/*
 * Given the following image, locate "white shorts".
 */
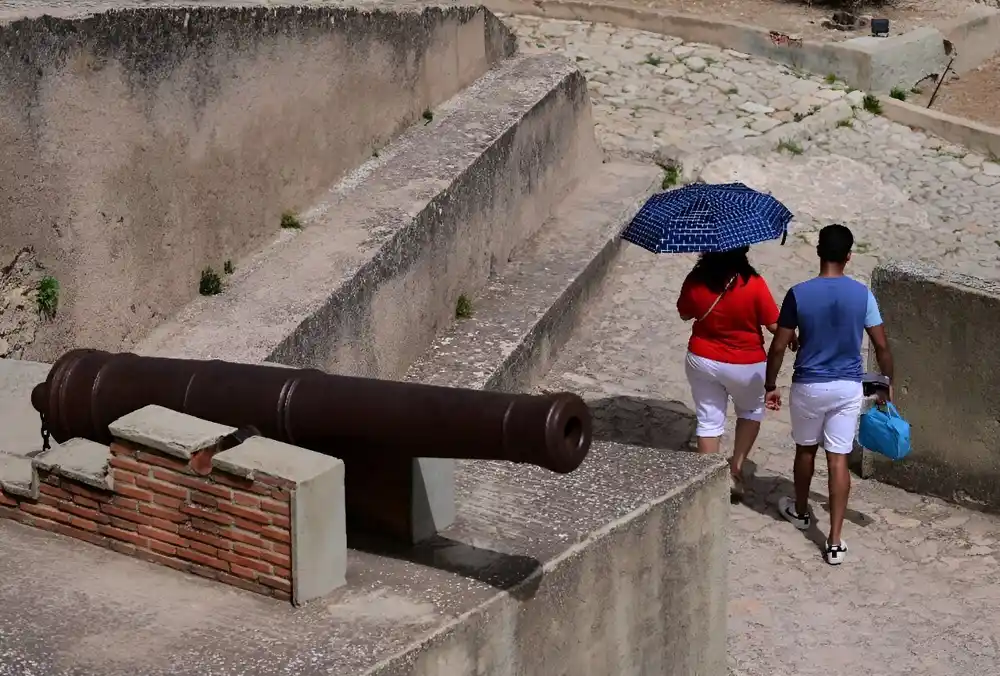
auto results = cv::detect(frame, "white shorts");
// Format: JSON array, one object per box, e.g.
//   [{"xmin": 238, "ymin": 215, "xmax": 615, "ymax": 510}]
[
  {"xmin": 789, "ymin": 381, "xmax": 863, "ymax": 454},
  {"xmin": 684, "ymin": 352, "xmax": 766, "ymax": 437}
]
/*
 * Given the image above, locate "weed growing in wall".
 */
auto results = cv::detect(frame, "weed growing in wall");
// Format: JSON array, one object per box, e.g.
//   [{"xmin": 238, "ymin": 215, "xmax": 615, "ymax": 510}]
[
  {"xmin": 455, "ymin": 294, "xmax": 473, "ymax": 319},
  {"xmin": 199, "ymin": 268, "xmax": 223, "ymax": 296},
  {"xmin": 422, "ymin": 109, "xmax": 434, "ymax": 124},
  {"xmin": 36, "ymin": 276, "xmax": 59, "ymax": 319},
  {"xmin": 280, "ymin": 211, "xmax": 301, "ymax": 229},
  {"xmin": 863, "ymin": 94, "xmax": 883, "ymax": 115},
  {"xmin": 889, "ymin": 87, "xmax": 907, "ymax": 101},
  {"xmin": 224, "ymin": 260, "xmax": 235, "ymax": 275}
]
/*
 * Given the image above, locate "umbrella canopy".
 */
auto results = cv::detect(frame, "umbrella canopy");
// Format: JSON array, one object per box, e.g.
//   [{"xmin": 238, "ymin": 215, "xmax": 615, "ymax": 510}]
[{"xmin": 620, "ymin": 182, "xmax": 794, "ymax": 254}]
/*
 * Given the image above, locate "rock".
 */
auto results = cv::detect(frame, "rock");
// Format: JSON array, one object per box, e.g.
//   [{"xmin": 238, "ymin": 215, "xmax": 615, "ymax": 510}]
[
  {"xmin": 685, "ymin": 56, "xmax": 707, "ymax": 73},
  {"xmin": 0, "ymin": 337, "xmax": 8, "ymax": 357},
  {"xmin": 739, "ymin": 101, "xmax": 775, "ymax": 115},
  {"xmin": 982, "ymin": 162, "xmax": 1000, "ymax": 177},
  {"xmin": 962, "ymin": 153, "xmax": 985, "ymax": 168}
]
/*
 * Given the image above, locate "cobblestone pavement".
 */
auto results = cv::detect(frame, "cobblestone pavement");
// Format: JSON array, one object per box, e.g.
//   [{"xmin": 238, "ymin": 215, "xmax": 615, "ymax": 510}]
[
  {"xmin": 504, "ymin": 16, "xmax": 1000, "ymax": 278},
  {"xmin": 509, "ymin": 14, "xmax": 1000, "ymax": 676}
]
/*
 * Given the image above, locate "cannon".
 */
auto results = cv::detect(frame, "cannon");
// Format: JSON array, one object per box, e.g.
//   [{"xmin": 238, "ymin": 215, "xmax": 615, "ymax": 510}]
[{"xmin": 30, "ymin": 349, "xmax": 593, "ymax": 540}]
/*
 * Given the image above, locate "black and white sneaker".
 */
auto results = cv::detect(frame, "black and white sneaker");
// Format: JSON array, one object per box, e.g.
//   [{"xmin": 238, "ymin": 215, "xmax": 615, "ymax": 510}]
[
  {"xmin": 778, "ymin": 496, "xmax": 811, "ymax": 530},
  {"xmin": 825, "ymin": 540, "xmax": 848, "ymax": 565}
]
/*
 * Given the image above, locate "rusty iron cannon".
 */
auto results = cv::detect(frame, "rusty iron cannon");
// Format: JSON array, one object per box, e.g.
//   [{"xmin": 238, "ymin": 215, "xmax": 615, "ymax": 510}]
[
  {"xmin": 31, "ymin": 349, "xmax": 593, "ymax": 541},
  {"xmin": 31, "ymin": 349, "xmax": 592, "ymax": 474}
]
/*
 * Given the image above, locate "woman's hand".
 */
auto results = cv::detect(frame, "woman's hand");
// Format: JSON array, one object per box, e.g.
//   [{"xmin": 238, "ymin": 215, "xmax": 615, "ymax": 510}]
[{"xmin": 765, "ymin": 388, "xmax": 782, "ymax": 411}]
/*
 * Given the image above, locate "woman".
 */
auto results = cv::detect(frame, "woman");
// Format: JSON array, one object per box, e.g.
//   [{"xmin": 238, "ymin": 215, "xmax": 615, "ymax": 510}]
[{"xmin": 676, "ymin": 246, "xmax": 786, "ymax": 498}]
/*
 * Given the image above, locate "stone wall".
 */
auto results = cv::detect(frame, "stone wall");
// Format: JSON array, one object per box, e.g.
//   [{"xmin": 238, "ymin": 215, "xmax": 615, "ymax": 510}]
[
  {"xmin": 0, "ymin": 5, "xmax": 516, "ymax": 361},
  {"xmin": 864, "ymin": 262, "xmax": 1000, "ymax": 510},
  {"xmin": 0, "ymin": 404, "xmax": 347, "ymax": 604}
]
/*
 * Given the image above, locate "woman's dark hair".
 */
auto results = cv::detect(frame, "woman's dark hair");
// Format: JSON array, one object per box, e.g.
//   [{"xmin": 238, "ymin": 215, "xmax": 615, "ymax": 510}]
[{"xmin": 687, "ymin": 246, "xmax": 759, "ymax": 293}]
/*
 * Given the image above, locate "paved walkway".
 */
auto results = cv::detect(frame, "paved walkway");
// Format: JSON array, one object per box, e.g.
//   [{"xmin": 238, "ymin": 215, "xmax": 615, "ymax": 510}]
[{"xmin": 505, "ymin": 14, "xmax": 1000, "ymax": 676}]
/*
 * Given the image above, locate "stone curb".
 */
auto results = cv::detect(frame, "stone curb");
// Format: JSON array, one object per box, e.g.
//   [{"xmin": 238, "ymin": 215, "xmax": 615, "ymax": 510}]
[{"xmin": 878, "ymin": 95, "xmax": 1000, "ymax": 159}]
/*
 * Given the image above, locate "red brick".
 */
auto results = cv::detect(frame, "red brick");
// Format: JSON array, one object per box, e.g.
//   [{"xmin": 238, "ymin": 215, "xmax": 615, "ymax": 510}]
[
  {"xmin": 258, "ymin": 575, "xmax": 291, "ymax": 593},
  {"xmin": 151, "ymin": 469, "xmax": 231, "ymax": 499},
  {"xmin": 110, "ymin": 441, "xmax": 137, "ymax": 457},
  {"xmin": 271, "ymin": 542, "xmax": 291, "ymax": 556},
  {"xmin": 211, "ymin": 473, "xmax": 256, "ymax": 491},
  {"xmin": 138, "ymin": 503, "xmax": 186, "ymax": 523},
  {"xmin": 109, "ymin": 516, "xmax": 139, "ymax": 531},
  {"xmin": 20, "ymin": 502, "xmax": 72, "ymax": 525},
  {"xmin": 73, "ymin": 494, "xmax": 101, "ymax": 510},
  {"xmin": 259, "ymin": 499, "xmax": 290, "ymax": 516},
  {"xmin": 0, "ymin": 491, "xmax": 18, "ymax": 508},
  {"xmin": 180, "ymin": 505, "xmax": 233, "ymax": 526},
  {"xmin": 37, "ymin": 494, "xmax": 60, "ymax": 507},
  {"xmin": 33, "ymin": 518, "xmax": 107, "ymax": 547},
  {"xmin": 188, "ymin": 539, "xmax": 218, "ymax": 557},
  {"xmin": 59, "ymin": 501, "xmax": 111, "ymax": 525},
  {"xmin": 259, "ymin": 526, "xmax": 290, "ymax": 545},
  {"xmin": 148, "ymin": 539, "xmax": 178, "ymax": 557},
  {"xmin": 189, "ymin": 517, "xmax": 225, "ymax": 535},
  {"xmin": 39, "ymin": 483, "xmax": 72, "ymax": 501},
  {"xmin": 229, "ymin": 563, "xmax": 259, "ymax": 580},
  {"xmin": 189, "ymin": 491, "xmax": 218, "ymax": 508},
  {"xmin": 111, "ymin": 496, "xmax": 140, "ymax": 511},
  {"xmin": 102, "ymin": 505, "xmax": 153, "ymax": 527},
  {"xmin": 232, "ymin": 517, "xmax": 265, "ymax": 533},
  {"xmin": 134, "ymin": 475, "xmax": 188, "ymax": 500},
  {"xmin": 179, "ymin": 527, "xmax": 231, "ymax": 551},
  {"xmin": 176, "ymin": 548, "xmax": 229, "ymax": 572},
  {"xmin": 189, "ymin": 564, "xmax": 220, "ymax": 580},
  {"xmin": 110, "ymin": 456, "xmax": 149, "ymax": 475},
  {"xmin": 255, "ymin": 474, "xmax": 295, "ymax": 489},
  {"xmin": 274, "ymin": 566, "xmax": 291, "ymax": 579},
  {"xmin": 151, "ymin": 517, "xmax": 182, "ymax": 533},
  {"xmin": 219, "ymin": 550, "xmax": 272, "ymax": 574},
  {"xmin": 98, "ymin": 524, "xmax": 149, "ymax": 548},
  {"xmin": 70, "ymin": 516, "xmax": 99, "ymax": 532},
  {"xmin": 272, "ymin": 590, "xmax": 292, "ymax": 602},
  {"xmin": 115, "ymin": 484, "xmax": 154, "ymax": 502},
  {"xmin": 64, "ymin": 482, "xmax": 112, "ymax": 502},
  {"xmin": 151, "ymin": 493, "xmax": 183, "ymax": 510},
  {"xmin": 217, "ymin": 572, "xmax": 271, "ymax": 595},
  {"xmin": 0, "ymin": 505, "xmax": 29, "ymax": 522},
  {"xmin": 232, "ymin": 492, "xmax": 260, "ymax": 508},
  {"xmin": 269, "ymin": 488, "xmax": 291, "ymax": 503},
  {"xmin": 112, "ymin": 469, "xmax": 136, "ymax": 484},
  {"xmin": 135, "ymin": 451, "xmax": 188, "ymax": 473},
  {"xmin": 137, "ymin": 524, "xmax": 188, "ymax": 548},
  {"xmin": 271, "ymin": 515, "xmax": 290, "ymax": 529},
  {"xmin": 109, "ymin": 540, "xmax": 138, "ymax": 557},
  {"xmin": 233, "ymin": 542, "xmax": 290, "ymax": 569},
  {"xmin": 189, "ymin": 448, "xmax": 217, "ymax": 476},
  {"xmin": 136, "ymin": 549, "xmax": 190, "ymax": 573},
  {"xmin": 217, "ymin": 502, "xmax": 270, "ymax": 525},
  {"xmin": 228, "ymin": 529, "xmax": 268, "ymax": 549}
]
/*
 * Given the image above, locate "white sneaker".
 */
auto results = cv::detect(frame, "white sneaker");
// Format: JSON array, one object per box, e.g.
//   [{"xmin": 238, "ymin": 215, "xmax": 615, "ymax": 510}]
[
  {"xmin": 778, "ymin": 496, "xmax": 811, "ymax": 531},
  {"xmin": 825, "ymin": 540, "xmax": 848, "ymax": 565}
]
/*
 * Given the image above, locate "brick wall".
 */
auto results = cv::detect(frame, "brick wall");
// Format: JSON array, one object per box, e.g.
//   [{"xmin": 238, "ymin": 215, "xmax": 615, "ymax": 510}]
[{"xmin": 0, "ymin": 405, "xmax": 346, "ymax": 604}]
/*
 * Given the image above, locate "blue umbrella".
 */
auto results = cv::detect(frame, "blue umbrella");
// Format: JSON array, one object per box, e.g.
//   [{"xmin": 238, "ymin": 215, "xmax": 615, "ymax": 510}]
[{"xmin": 620, "ymin": 182, "xmax": 794, "ymax": 254}]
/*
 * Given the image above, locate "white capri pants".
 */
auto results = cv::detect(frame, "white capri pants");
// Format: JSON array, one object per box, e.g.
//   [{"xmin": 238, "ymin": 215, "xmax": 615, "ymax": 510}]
[
  {"xmin": 789, "ymin": 381, "xmax": 863, "ymax": 455},
  {"xmin": 684, "ymin": 352, "xmax": 766, "ymax": 437}
]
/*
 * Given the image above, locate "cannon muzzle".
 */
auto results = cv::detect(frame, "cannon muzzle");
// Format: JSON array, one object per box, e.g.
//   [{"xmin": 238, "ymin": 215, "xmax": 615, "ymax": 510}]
[{"xmin": 31, "ymin": 349, "xmax": 592, "ymax": 474}]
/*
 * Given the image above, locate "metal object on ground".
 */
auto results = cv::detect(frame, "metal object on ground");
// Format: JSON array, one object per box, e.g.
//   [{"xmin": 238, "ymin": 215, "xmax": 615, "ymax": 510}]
[{"xmin": 31, "ymin": 349, "xmax": 592, "ymax": 475}]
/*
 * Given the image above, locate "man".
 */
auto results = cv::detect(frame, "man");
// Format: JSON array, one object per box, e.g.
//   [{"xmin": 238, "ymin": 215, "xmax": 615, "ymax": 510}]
[{"xmin": 764, "ymin": 224, "xmax": 894, "ymax": 565}]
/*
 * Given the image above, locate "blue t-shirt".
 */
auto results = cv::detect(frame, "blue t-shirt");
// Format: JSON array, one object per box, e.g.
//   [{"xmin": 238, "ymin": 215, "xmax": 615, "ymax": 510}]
[{"xmin": 777, "ymin": 276, "xmax": 883, "ymax": 384}]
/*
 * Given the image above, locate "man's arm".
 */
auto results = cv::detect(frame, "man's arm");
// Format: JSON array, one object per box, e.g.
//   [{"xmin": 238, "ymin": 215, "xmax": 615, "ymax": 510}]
[
  {"xmin": 765, "ymin": 289, "xmax": 798, "ymax": 390},
  {"xmin": 864, "ymin": 289, "xmax": 894, "ymax": 382}
]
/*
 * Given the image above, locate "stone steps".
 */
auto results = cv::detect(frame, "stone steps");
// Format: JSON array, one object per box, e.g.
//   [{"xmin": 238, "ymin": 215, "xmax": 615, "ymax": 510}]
[
  {"xmin": 137, "ymin": 52, "xmax": 602, "ymax": 382},
  {"xmin": 406, "ymin": 159, "xmax": 660, "ymax": 392}
]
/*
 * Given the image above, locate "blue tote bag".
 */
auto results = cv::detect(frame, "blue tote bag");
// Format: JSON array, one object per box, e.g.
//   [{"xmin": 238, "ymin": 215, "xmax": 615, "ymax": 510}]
[{"xmin": 858, "ymin": 402, "xmax": 912, "ymax": 461}]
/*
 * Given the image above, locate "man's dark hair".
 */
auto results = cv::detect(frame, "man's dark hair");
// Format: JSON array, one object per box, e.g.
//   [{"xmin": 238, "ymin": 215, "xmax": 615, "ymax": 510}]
[{"xmin": 817, "ymin": 224, "xmax": 854, "ymax": 264}]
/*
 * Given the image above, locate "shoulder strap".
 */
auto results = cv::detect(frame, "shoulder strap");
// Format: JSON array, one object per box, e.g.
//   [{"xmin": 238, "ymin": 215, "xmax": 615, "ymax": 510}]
[{"xmin": 696, "ymin": 277, "xmax": 736, "ymax": 323}]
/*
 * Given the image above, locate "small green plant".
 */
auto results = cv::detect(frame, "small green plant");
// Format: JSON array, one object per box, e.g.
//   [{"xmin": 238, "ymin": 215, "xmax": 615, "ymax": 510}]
[
  {"xmin": 660, "ymin": 162, "xmax": 681, "ymax": 189},
  {"xmin": 280, "ymin": 210, "xmax": 301, "ymax": 229},
  {"xmin": 793, "ymin": 112, "xmax": 806, "ymax": 122},
  {"xmin": 35, "ymin": 276, "xmax": 59, "ymax": 320},
  {"xmin": 776, "ymin": 138, "xmax": 803, "ymax": 155},
  {"xmin": 703, "ymin": 56, "xmax": 716, "ymax": 66},
  {"xmin": 824, "ymin": 73, "xmax": 838, "ymax": 84},
  {"xmin": 862, "ymin": 94, "xmax": 883, "ymax": 115},
  {"xmin": 642, "ymin": 53, "xmax": 663, "ymax": 66},
  {"xmin": 911, "ymin": 85, "xmax": 923, "ymax": 95},
  {"xmin": 455, "ymin": 294, "xmax": 473, "ymax": 319},
  {"xmin": 889, "ymin": 87, "xmax": 907, "ymax": 101},
  {"xmin": 199, "ymin": 268, "xmax": 223, "ymax": 296},
  {"xmin": 223, "ymin": 260, "xmax": 235, "ymax": 275},
  {"xmin": 422, "ymin": 109, "xmax": 434, "ymax": 124},
  {"xmin": 809, "ymin": 104, "xmax": 821, "ymax": 115},
  {"xmin": 836, "ymin": 118, "xmax": 854, "ymax": 128}
]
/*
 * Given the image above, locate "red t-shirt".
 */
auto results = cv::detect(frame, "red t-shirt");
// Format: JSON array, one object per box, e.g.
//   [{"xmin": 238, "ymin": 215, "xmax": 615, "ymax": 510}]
[{"xmin": 676, "ymin": 274, "xmax": 779, "ymax": 364}]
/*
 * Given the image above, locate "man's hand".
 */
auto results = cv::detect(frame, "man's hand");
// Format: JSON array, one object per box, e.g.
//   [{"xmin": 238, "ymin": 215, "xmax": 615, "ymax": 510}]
[
  {"xmin": 789, "ymin": 333, "xmax": 799, "ymax": 353},
  {"xmin": 765, "ymin": 388, "xmax": 782, "ymax": 411},
  {"xmin": 876, "ymin": 384, "xmax": 894, "ymax": 404}
]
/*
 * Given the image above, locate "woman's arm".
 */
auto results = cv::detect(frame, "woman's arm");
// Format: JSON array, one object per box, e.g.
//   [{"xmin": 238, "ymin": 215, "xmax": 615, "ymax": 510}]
[
  {"xmin": 677, "ymin": 277, "xmax": 696, "ymax": 321},
  {"xmin": 764, "ymin": 322, "xmax": 778, "ymax": 335}
]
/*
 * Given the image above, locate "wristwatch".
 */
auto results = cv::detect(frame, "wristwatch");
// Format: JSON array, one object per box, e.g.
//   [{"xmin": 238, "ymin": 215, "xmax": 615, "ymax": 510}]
[{"xmin": 764, "ymin": 384, "xmax": 777, "ymax": 393}]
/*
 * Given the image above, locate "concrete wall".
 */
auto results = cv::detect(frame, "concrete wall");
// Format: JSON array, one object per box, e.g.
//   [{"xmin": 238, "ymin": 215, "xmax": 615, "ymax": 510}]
[
  {"xmin": 880, "ymin": 96, "xmax": 1000, "ymax": 159},
  {"xmin": 865, "ymin": 262, "xmax": 1000, "ymax": 510},
  {"xmin": 940, "ymin": 5, "xmax": 1000, "ymax": 74},
  {"xmin": 0, "ymin": 5, "xmax": 516, "ymax": 361}
]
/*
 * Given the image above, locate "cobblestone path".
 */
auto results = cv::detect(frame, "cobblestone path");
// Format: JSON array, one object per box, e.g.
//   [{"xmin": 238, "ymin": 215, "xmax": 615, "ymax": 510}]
[{"xmin": 505, "ymin": 14, "xmax": 1000, "ymax": 676}]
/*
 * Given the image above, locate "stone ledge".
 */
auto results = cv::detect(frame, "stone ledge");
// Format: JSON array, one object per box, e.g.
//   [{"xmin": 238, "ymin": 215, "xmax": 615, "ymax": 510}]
[
  {"xmin": 879, "ymin": 96, "xmax": 1000, "ymax": 160},
  {"xmin": 0, "ymin": 406, "xmax": 347, "ymax": 605}
]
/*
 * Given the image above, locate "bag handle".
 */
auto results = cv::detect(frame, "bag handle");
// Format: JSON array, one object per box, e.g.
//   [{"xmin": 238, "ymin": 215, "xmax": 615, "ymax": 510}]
[{"xmin": 696, "ymin": 277, "xmax": 736, "ymax": 323}]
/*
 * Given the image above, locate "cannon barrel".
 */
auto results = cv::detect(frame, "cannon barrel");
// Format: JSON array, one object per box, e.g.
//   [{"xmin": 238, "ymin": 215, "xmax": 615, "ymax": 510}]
[{"xmin": 30, "ymin": 349, "xmax": 592, "ymax": 474}]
